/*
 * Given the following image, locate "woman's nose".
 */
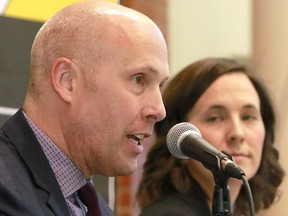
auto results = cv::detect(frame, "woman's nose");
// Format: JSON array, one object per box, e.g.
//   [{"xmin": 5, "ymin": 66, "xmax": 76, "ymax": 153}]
[{"xmin": 227, "ymin": 118, "xmax": 245, "ymax": 144}]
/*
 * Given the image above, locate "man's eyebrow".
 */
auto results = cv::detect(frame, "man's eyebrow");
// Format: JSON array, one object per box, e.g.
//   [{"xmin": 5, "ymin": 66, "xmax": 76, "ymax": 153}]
[
  {"xmin": 144, "ymin": 66, "xmax": 160, "ymax": 74},
  {"xmin": 148, "ymin": 66, "xmax": 170, "ymax": 80},
  {"xmin": 136, "ymin": 65, "xmax": 169, "ymax": 79},
  {"xmin": 126, "ymin": 65, "xmax": 170, "ymax": 84}
]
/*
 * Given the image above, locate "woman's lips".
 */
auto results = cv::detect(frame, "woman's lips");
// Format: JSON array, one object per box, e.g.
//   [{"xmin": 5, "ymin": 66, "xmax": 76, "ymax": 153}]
[{"xmin": 231, "ymin": 153, "xmax": 249, "ymax": 163}]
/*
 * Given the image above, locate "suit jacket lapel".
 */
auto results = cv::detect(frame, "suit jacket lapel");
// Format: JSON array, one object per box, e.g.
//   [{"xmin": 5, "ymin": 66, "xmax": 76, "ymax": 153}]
[{"xmin": 2, "ymin": 109, "xmax": 70, "ymax": 216}]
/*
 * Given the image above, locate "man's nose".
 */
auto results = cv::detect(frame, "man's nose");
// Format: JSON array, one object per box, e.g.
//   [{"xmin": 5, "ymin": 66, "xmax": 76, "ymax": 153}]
[{"xmin": 143, "ymin": 90, "xmax": 166, "ymax": 123}]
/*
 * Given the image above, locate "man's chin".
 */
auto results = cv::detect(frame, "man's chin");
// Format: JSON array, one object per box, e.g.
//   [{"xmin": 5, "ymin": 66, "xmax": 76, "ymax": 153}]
[{"xmin": 118, "ymin": 162, "xmax": 138, "ymax": 176}]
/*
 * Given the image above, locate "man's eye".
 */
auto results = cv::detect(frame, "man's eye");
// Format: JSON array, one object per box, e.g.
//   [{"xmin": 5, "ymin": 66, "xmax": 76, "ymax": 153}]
[
  {"xmin": 134, "ymin": 75, "xmax": 145, "ymax": 85},
  {"xmin": 159, "ymin": 80, "xmax": 167, "ymax": 92}
]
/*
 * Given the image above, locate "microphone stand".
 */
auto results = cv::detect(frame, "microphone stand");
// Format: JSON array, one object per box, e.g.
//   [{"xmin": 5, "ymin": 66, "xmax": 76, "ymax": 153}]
[{"xmin": 212, "ymin": 172, "xmax": 232, "ymax": 216}]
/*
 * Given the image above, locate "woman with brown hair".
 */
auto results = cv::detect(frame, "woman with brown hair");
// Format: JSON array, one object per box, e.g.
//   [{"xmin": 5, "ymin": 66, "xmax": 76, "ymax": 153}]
[{"xmin": 137, "ymin": 57, "xmax": 285, "ymax": 215}]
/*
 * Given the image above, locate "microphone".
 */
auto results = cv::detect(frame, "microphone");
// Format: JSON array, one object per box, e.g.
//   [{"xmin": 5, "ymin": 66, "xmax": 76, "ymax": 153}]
[{"xmin": 166, "ymin": 122, "xmax": 245, "ymax": 179}]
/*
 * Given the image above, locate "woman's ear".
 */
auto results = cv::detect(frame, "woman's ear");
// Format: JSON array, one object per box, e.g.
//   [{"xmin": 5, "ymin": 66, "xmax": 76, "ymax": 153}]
[{"xmin": 51, "ymin": 57, "xmax": 74, "ymax": 102}]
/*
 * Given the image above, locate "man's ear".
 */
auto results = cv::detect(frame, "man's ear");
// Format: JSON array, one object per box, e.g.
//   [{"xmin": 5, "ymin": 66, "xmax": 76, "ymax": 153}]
[{"xmin": 51, "ymin": 57, "xmax": 75, "ymax": 102}]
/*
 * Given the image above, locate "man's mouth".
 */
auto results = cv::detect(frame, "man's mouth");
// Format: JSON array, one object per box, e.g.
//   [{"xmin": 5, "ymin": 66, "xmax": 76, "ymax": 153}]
[{"xmin": 127, "ymin": 134, "xmax": 145, "ymax": 145}]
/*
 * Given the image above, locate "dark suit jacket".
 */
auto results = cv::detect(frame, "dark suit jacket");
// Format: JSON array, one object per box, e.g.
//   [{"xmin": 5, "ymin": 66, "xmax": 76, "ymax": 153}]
[
  {"xmin": 139, "ymin": 181, "xmax": 212, "ymax": 216},
  {"xmin": 0, "ymin": 109, "xmax": 114, "ymax": 216}
]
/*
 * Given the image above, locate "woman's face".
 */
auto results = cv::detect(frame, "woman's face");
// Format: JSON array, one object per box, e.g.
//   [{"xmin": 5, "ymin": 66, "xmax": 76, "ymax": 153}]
[{"xmin": 188, "ymin": 72, "xmax": 265, "ymax": 181}]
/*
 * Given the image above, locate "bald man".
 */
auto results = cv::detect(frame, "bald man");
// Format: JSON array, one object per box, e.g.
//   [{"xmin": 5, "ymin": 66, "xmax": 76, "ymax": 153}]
[{"xmin": 0, "ymin": 0, "xmax": 169, "ymax": 215}]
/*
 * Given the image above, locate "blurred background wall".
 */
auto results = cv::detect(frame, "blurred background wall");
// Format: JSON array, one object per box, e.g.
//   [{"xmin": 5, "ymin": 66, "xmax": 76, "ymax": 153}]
[{"xmin": 1, "ymin": 0, "xmax": 287, "ymax": 215}]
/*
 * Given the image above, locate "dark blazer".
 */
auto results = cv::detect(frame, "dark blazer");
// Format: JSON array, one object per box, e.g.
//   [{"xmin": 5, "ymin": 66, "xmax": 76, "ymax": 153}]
[
  {"xmin": 0, "ymin": 109, "xmax": 114, "ymax": 216},
  {"xmin": 139, "ymin": 181, "xmax": 212, "ymax": 216}
]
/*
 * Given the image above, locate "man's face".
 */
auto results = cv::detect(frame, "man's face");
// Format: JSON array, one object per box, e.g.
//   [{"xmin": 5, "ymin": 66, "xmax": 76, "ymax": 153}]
[{"xmin": 66, "ymin": 22, "xmax": 169, "ymax": 177}]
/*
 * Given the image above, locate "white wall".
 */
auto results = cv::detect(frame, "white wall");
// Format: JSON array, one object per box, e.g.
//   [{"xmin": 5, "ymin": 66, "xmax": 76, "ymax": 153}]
[{"xmin": 168, "ymin": 0, "xmax": 251, "ymax": 75}]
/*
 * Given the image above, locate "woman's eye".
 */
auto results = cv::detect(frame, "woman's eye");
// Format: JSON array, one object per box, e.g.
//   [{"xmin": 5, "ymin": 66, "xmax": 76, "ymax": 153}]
[
  {"xmin": 242, "ymin": 114, "xmax": 257, "ymax": 121},
  {"xmin": 206, "ymin": 116, "xmax": 221, "ymax": 122}
]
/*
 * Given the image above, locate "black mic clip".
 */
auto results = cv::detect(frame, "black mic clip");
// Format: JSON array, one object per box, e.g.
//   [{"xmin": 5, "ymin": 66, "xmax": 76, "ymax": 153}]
[
  {"xmin": 199, "ymin": 147, "xmax": 245, "ymax": 181},
  {"xmin": 219, "ymin": 151, "xmax": 245, "ymax": 180}
]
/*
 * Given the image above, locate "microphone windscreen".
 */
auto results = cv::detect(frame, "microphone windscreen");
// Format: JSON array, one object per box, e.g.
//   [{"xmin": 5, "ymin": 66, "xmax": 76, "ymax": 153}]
[{"xmin": 166, "ymin": 122, "xmax": 201, "ymax": 159}]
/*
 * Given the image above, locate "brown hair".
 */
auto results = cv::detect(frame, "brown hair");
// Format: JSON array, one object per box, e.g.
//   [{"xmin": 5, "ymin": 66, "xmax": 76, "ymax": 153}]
[{"xmin": 136, "ymin": 57, "xmax": 285, "ymax": 215}]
